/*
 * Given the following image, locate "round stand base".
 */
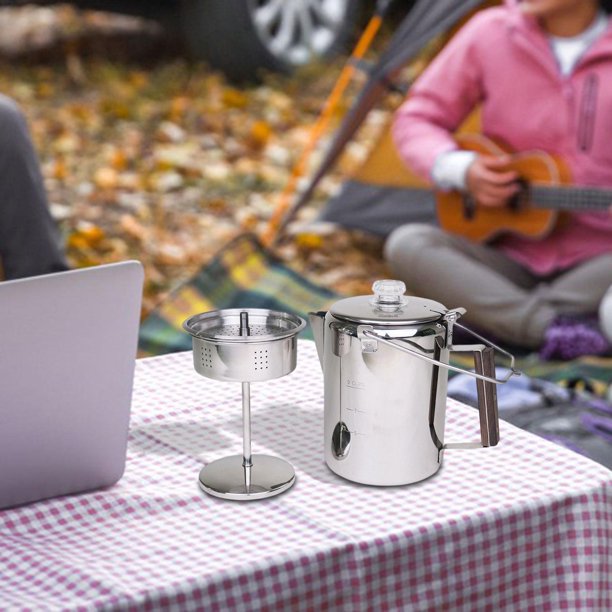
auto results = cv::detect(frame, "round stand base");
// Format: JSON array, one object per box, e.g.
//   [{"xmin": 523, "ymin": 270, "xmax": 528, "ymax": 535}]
[{"xmin": 198, "ymin": 454, "xmax": 296, "ymax": 501}]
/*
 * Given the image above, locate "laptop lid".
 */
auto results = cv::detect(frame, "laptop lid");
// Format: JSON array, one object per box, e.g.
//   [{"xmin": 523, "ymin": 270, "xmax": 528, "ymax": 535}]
[{"xmin": 0, "ymin": 261, "xmax": 144, "ymax": 509}]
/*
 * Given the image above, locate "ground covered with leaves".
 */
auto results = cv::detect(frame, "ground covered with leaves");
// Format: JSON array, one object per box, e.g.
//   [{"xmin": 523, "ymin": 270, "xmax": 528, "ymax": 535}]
[{"xmin": 0, "ymin": 5, "xmax": 395, "ymax": 315}]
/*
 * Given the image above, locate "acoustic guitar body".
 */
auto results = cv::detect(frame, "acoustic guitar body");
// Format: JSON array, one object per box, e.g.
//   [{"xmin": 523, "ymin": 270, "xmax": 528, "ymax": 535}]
[{"xmin": 437, "ymin": 134, "xmax": 572, "ymax": 243}]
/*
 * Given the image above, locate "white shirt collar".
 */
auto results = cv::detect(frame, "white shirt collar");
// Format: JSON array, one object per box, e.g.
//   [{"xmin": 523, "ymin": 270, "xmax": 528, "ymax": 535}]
[{"xmin": 549, "ymin": 11, "xmax": 609, "ymax": 75}]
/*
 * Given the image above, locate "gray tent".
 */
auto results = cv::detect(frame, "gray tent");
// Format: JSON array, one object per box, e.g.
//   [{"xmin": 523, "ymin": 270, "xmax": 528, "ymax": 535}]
[{"xmin": 279, "ymin": 0, "xmax": 487, "ymax": 237}]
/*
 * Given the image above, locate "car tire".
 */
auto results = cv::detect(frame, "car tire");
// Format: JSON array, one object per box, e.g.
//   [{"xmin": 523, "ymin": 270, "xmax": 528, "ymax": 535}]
[{"xmin": 180, "ymin": 0, "xmax": 361, "ymax": 82}]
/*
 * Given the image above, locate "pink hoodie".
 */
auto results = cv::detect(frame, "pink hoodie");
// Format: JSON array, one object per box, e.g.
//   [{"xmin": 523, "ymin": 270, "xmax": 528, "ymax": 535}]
[{"xmin": 393, "ymin": 0, "xmax": 612, "ymax": 275}]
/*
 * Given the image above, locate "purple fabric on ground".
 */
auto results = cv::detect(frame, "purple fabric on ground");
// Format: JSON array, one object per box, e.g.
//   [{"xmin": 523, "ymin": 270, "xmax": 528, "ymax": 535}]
[{"xmin": 539, "ymin": 316, "xmax": 610, "ymax": 361}]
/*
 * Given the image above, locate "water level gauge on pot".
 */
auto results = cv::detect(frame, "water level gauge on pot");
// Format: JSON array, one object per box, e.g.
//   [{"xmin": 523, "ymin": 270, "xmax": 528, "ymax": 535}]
[{"xmin": 183, "ymin": 308, "xmax": 305, "ymax": 501}]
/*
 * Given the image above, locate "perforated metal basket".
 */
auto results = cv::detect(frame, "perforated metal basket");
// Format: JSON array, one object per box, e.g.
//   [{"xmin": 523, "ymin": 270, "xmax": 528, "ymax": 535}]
[{"xmin": 183, "ymin": 308, "xmax": 306, "ymax": 382}]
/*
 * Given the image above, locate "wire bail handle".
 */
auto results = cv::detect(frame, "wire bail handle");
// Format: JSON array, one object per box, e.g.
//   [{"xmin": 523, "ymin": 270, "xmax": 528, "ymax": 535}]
[{"xmin": 357, "ymin": 309, "xmax": 520, "ymax": 448}]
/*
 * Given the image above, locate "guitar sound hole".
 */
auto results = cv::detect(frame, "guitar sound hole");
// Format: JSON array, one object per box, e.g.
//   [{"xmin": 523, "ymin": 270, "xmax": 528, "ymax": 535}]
[
  {"xmin": 462, "ymin": 194, "xmax": 476, "ymax": 220},
  {"xmin": 509, "ymin": 179, "xmax": 529, "ymax": 212}
]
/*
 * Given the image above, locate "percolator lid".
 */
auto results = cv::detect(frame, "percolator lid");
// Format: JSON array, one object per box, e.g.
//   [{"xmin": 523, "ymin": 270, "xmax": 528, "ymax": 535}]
[{"xmin": 330, "ymin": 280, "xmax": 446, "ymax": 326}]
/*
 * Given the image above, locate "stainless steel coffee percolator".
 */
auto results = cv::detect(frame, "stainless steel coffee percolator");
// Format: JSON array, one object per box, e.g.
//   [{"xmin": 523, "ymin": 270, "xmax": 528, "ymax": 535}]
[{"xmin": 309, "ymin": 280, "xmax": 519, "ymax": 486}]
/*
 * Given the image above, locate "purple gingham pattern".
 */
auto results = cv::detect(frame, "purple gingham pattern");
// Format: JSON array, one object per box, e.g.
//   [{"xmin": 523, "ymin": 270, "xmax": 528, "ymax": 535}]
[{"xmin": 0, "ymin": 340, "xmax": 610, "ymax": 611}]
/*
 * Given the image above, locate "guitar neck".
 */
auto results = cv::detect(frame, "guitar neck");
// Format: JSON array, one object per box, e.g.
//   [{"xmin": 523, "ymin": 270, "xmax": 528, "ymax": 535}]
[{"xmin": 530, "ymin": 184, "xmax": 612, "ymax": 212}]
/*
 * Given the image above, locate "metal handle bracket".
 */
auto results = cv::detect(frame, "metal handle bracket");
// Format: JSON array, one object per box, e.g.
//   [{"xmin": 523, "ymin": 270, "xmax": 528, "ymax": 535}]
[{"xmin": 359, "ymin": 323, "xmax": 520, "ymax": 449}]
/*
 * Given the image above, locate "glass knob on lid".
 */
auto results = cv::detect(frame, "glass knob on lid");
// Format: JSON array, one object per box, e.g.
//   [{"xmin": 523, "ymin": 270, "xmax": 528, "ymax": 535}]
[{"xmin": 371, "ymin": 279, "xmax": 407, "ymax": 311}]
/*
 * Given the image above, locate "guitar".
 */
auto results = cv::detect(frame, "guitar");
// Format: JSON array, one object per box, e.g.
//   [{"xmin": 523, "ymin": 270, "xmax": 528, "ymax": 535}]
[{"xmin": 436, "ymin": 134, "xmax": 612, "ymax": 243}]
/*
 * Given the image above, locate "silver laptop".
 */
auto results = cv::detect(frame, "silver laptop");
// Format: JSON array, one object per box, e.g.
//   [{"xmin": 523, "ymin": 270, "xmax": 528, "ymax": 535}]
[{"xmin": 0, "ymin": 261, "xmax": 143, "ymax": 509}]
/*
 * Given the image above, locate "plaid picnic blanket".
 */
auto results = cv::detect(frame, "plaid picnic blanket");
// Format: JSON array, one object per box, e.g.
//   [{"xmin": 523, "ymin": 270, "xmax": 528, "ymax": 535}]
[
  {"xmin": 139, "ymin": 232, "xmax": 612, "ymax": 394},
  {"xmin": 451, "ymin": 353, "xmax": 612, "ymax": 398},
  {"xmin": 138, "ymin": 233, "xmax": 339, "ymax": 356},
  {"xmin": 514, "ymin": 355, "xmax": 612, "ymax": 397}
]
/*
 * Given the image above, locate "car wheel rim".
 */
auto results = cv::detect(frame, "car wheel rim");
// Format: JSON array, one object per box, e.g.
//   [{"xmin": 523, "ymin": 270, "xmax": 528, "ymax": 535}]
[{"xmin": 248, "ymin": 0, "xmax": 351, "ymax": 66}]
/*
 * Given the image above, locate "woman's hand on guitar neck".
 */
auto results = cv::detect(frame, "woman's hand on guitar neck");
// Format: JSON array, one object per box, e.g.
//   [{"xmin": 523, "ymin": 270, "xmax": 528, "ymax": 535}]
[{"xmin": 466, "ymin": 155, "xmax": 520, "ymax": 207}]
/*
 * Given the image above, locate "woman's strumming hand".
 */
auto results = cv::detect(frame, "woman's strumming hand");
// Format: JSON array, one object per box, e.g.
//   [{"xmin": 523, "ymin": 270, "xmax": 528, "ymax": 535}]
[{"xmin": 466, "ymin": 155, "xmax": 520, "ymax": 207}]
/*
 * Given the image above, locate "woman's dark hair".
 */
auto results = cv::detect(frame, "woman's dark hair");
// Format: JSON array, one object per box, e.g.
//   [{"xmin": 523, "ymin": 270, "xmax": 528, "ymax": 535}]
[{"xmin": 602, "ymin": 0, "xmax": 612, "ymax": 14}]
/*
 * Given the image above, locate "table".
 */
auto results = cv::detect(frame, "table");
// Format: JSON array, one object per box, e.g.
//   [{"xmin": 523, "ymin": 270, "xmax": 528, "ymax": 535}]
[{"xmin": 1, "ymin": 340, "xmax": 610, "ymax": 611}]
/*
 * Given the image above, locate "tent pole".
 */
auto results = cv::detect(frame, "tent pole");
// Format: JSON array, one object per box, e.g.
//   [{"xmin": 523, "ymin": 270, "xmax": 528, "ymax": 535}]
[{"xmin": 261, "ymin": 1, "xmax": 394, "ymax": 248}]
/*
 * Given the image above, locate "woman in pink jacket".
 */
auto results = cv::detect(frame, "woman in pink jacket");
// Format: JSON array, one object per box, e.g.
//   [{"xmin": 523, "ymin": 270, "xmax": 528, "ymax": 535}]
[{"xmin": 386, "ymin": 0, "xmax": 612, "ymax": 358}]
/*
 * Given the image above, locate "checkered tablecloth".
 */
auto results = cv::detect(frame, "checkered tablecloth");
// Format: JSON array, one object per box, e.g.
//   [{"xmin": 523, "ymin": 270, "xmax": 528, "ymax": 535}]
[{"xmin": 1, "ymin": 340, "xmax": 610, "ymax": 611}]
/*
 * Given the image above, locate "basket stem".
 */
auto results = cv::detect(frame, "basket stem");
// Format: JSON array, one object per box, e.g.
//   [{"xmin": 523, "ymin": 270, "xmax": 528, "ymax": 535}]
[{"xmin": 242, "ymin": 382, "xmax": 253, "ymax": 489}]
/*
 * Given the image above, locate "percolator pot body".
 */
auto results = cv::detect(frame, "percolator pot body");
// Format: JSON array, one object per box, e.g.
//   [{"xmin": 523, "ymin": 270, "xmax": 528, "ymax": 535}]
[
  {"xmin": 321, "ymin": 312, "xmax": 450, "ymax": 486},
  {"xmin": 311, "ymin": 279, "xmax": 513, "ymax": 487}
]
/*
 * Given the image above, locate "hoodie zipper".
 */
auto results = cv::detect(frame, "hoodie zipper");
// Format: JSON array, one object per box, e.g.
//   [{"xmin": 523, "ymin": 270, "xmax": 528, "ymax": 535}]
[
  {"xmin": 577, "ymin": 72, "xmax": 598, "ymax": 152},
  {"xmin": 509, "ymin": 22, "xmax": 604, "ymax": 154}
]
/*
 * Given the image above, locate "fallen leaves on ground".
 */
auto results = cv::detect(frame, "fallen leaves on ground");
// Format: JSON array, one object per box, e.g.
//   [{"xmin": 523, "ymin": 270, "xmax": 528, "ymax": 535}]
[{"xmin": 0, "ymin": 5, "xmax": 398, "ymax": 315}]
